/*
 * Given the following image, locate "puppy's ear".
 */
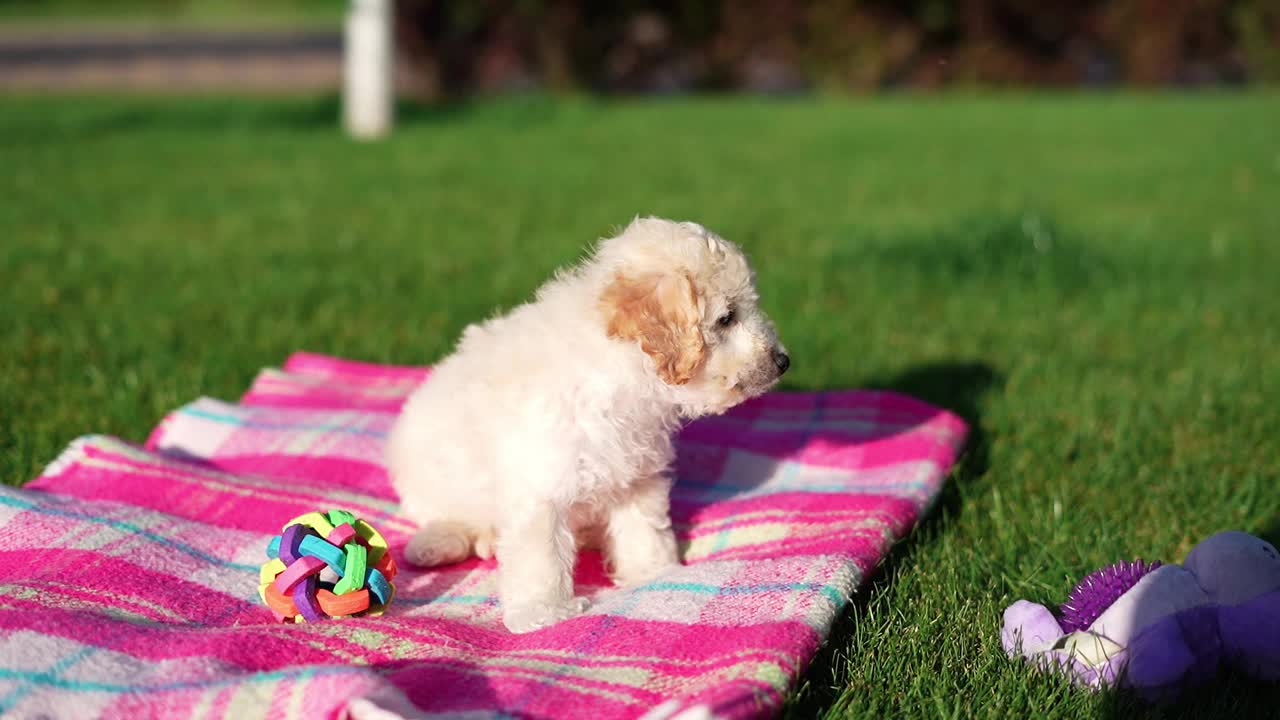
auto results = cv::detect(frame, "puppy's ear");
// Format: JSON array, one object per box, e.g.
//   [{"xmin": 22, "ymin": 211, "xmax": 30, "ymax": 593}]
[{"xmin": 601, "ymin": 271, "xmax": 705, "ymax": 385}]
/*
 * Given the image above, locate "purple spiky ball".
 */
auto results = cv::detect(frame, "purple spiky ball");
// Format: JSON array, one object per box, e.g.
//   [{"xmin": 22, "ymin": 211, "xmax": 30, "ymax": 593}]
[{"xmin": 1059, "ymin": 559, "xmax": 1163, "ymax": 633}]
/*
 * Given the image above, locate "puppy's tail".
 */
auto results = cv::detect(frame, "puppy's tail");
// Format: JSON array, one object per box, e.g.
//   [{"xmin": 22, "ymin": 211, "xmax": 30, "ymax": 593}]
[{"xmin": 403, "ymin": 521, "xmax": 492, "ymax": 567}]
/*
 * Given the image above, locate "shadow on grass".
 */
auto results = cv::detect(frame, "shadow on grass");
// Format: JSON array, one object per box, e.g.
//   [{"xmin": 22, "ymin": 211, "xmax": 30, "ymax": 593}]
[
  {"xmin": 1259, "ymin": 517, "xmax": 1280, "ymax": 551},
  {"xmin": 834, "ymin": 211, "xmax": 1124, "ymax": 293},
  {"xmin": 1094, "ymin": 673, "xmax": 1280, "ymax": 720},
  {"xmin": 783, "ymin": 361, "xmax": 1000, "ymax": 718}
]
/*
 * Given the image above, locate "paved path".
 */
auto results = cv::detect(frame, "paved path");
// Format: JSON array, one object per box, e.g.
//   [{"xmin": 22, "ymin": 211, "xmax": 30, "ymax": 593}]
[{"xmin": 0, "ymin": 27, "xmax": 344, "ymax": 92}]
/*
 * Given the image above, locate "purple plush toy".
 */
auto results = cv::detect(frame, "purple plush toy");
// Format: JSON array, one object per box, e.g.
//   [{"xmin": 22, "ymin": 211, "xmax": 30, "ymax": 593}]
[{"xmin": 1002, "ymin": 531, "xmax": 1280, "ymax": 700}]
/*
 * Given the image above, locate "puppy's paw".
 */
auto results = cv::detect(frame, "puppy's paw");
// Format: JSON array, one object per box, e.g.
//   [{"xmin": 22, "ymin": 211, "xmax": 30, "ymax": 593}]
[
  {"xmin": 610, "ymin": 527, "xmax": 680, "ymax": 587},
  {"xmin": 473, "ymin": 528, "xmax": 497, "ymax": 560},
  {"xmin": 404, "ymin": 523, "xmax": 471, "ymax": 567},
  {"xmin": 613, "ymin": 558, "xmax": 680, "ymax": 588},
  {"xmin": 502, "ymin": 596, "xmax": 589, "ymax": 634}
]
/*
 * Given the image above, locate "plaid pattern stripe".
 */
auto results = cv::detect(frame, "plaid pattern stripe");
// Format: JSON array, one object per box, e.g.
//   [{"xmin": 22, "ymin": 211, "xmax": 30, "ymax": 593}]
[{"xmin": 0, "ymin": 352, "xmax": 966, "ymax": 719}]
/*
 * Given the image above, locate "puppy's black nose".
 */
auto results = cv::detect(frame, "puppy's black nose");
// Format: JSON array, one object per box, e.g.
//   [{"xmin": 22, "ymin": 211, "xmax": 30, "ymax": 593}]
[{"xmin": 772, "ymin": 350, "xmax": 790, "ymax": 375}]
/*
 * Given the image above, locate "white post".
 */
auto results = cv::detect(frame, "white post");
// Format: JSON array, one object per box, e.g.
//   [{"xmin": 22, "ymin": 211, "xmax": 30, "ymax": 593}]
[{"xmin": 344, "ymin": 0, "xmax": 394, "ymax": 139}]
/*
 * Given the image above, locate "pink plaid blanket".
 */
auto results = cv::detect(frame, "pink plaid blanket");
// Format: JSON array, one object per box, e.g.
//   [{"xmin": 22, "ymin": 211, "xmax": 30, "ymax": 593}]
[{"xmin": 0, "ymin": 352, "xmax": 966, "ymax": 719}]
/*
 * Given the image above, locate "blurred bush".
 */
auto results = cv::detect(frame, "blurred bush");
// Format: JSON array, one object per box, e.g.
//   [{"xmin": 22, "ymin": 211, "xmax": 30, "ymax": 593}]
[{"xmin": 393, "ymin": 0, "xmax": 1280, "ymax": 98}]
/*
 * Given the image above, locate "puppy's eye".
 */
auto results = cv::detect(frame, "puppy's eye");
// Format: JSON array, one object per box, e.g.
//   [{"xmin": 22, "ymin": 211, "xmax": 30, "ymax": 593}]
[{"xmin": 717, "ymin": 309, "xmax": 736, "ymax": 327}]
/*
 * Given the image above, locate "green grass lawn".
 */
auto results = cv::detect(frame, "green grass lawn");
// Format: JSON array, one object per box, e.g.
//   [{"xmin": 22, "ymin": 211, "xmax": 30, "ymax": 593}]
[
  {"xmin": 2, "ymin": 92, "xmax": 1278, "ymax": 718},
  {"xmin": 0, "ymin": 0, "xmax": 343, "ymax": 26}
]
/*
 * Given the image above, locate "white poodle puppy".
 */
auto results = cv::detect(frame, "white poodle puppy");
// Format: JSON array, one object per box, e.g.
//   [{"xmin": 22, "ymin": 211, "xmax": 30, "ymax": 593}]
[{"xmin": 385, "ymin": 217, "xmax": 789, "ymax": 633}]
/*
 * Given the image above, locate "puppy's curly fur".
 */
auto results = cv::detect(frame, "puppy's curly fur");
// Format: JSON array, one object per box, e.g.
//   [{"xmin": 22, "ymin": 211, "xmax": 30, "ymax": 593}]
[{"xmin": 385, "ymin": 217, "xmax": 788, "ymax": 633}]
